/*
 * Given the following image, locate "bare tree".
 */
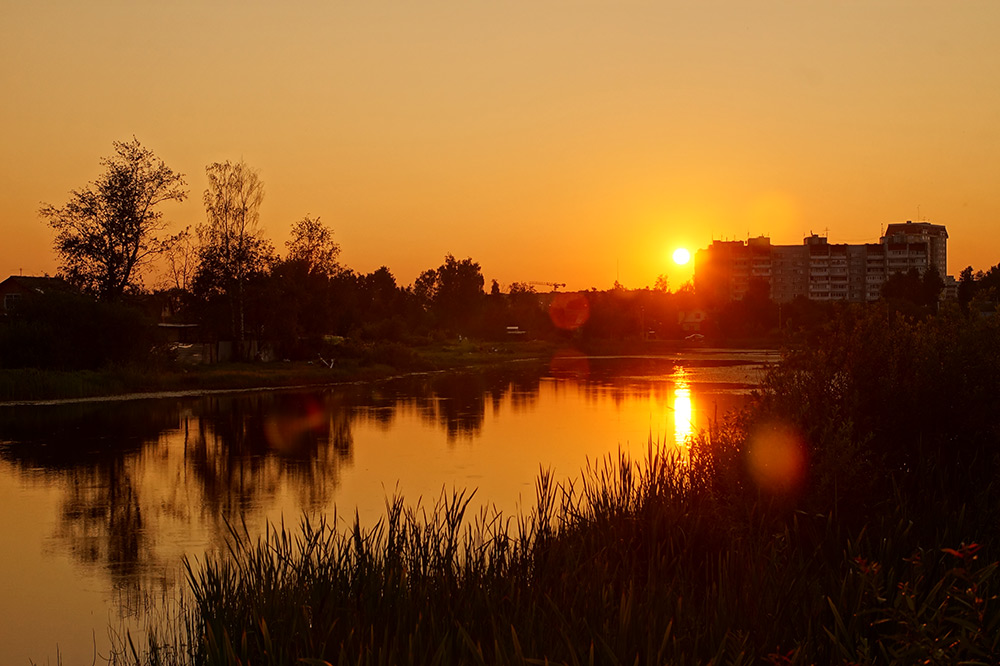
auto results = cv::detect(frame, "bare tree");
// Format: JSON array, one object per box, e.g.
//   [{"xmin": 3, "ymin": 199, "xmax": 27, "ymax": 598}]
[
  {"xmin": 194, "ymin": 160, "xmax": 274, "ymax": 354},
  {"xmin": 161, "ymin": 227, "xmax": 197, "ymax": 292},
  {"xmin": 285, "ymin": 215, "xmax": 341, "ymax": 277},
  {"xmin": 39, "ymin": 138, "xmax": 187, "ymax": 300}
]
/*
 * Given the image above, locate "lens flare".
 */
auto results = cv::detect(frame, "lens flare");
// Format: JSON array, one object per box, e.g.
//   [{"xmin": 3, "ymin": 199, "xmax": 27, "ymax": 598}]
[
  {"xmin": 264, "ymin": 397, "xmax": 327, "ymax": 455},
  {"xmin": 548, "ymin": 292, "xmax": 590, "ymax": 330},
  {"xmin": 747, "ymin": 422, "xmax": 807, "ymax": 495}
]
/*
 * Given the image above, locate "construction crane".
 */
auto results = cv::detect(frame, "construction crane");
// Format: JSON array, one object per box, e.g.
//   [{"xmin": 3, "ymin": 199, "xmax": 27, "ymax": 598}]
[{"xmin": 529, "ymin": 281, "xmax": 566, "ymax": 292}]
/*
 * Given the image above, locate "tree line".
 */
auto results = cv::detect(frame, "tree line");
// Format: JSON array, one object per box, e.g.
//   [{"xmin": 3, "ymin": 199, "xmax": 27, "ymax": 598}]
[{"xmin": 4, "ymin": 138, "xmax": 1000, "ymax": 370}]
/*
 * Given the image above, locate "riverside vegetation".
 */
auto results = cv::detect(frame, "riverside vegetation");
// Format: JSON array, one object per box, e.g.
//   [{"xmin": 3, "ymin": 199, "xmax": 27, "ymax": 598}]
[
  {"xmin": 0, "ymin": 338, "xmax": 555, "ymax": 403},
  {"xmin": 102, "ymin": 304, "xmax": 1000, "ymax": 666}
]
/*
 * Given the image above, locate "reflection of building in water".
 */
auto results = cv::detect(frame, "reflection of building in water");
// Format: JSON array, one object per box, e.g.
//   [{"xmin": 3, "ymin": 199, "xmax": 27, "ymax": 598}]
[{"xmin": 695, "ymin": 221, "xmax": 950, "ymax": 303}]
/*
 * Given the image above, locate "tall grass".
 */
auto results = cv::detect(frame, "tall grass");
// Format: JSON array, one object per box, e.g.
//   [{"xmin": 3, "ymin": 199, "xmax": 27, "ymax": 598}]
[{"xmin": 113, "ymin": 437, "xmax": 999, "ymax": 665}]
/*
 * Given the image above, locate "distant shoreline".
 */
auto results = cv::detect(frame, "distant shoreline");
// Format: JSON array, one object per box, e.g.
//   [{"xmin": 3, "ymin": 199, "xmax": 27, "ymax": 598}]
[
  {"xmin": 0, "ymin": 340, "xmax": 553, "ymax": 404},
  {"xmin": 0, "ymin": 337, "xmax": 779, "ymax": 405}
]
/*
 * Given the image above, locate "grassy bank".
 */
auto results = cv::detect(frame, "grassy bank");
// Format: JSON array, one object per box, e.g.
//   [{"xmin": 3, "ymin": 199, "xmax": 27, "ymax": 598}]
[{"xmin": 0, "ymin": 340, "xmax": 555, "ymax": 402}]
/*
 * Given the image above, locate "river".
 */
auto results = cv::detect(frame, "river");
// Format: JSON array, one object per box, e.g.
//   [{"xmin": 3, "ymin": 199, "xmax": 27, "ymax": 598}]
[{"xmin": 0, "ymin": 350, "xmax": 773, "ymax": 664}]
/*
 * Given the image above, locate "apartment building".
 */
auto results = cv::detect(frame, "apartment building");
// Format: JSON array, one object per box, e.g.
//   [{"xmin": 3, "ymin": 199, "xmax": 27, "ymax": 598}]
[{"xmin": 694, "ymin": 221, "xmax": 948, "ymax": 303}]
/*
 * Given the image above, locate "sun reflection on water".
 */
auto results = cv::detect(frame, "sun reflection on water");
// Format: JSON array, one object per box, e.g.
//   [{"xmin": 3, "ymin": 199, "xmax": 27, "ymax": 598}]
[{"xmin": 672, "ymin": 367, "xmax": 693, "ymax": 448}]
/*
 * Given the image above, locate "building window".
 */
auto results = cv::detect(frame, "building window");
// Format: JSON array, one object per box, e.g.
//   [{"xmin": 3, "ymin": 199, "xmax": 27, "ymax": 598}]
[{"xmin": 3, "ymin": 293, "xmax": 22, "ymax": 313}]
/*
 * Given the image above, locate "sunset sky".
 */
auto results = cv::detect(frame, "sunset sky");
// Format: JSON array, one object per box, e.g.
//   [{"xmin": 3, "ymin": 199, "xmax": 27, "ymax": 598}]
[{"xmin": 2, "ymin": 1, "xmax": 998, "ymax": 291}]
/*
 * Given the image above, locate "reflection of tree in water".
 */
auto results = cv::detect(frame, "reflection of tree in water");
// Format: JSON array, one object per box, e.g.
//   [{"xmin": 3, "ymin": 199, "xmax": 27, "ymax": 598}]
[
  {"xmin": 349, "ymin": 383, "xmax": 405, "ymax": 431},
  {"xmin": 0, "ymin": 401, "xmax": 179, "ymax": 593},
  {"xmin": 185, "ymin": 392, "xmax": 354, "ymax": 515},
  {"xmin": 0, "ymin": 400, "xmax": 179, "ymax": 468},
  {"xmin": 565, "ymin": 357, "xmax": 684, "ymax": 408},
  {"xmin": 381, "ymin": 365, "xmax": 544, "ymax": 442},
  {"xmin": 0, "ymin": 393, "xmax": 357, "ymax": 599},
  {"xmin": 0, "ymin": 363, "xmax": 548, "ymax": 604},
  {"xmin": 55, "ymin": 459, "xmax": 144, "ymax": 586},
  {"xmin": 339, "ymin": 365, "xmax": 543, "ymax": 442},
  {"xmin": 426, "ymin": 372, "xmax": 489, "ymax": 441}
]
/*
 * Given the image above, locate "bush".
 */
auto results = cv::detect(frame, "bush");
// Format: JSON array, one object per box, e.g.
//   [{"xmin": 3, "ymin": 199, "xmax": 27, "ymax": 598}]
[
  {"xmin": 0, "ymin": 292, "xmax": 155, "ymax": 370},
  {"xmin": 753, "ymin": 305, "xmax": 1000, "ymax": 517}
]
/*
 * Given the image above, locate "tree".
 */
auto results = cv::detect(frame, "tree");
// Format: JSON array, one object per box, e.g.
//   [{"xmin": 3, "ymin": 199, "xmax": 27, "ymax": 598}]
[
  {"xmin": 39, "ymin": 138, "xmax": 187, "ymax": 300},
  {"xmin": 882, "ymin": 267, "xmax": 943, "ymax": 310},
  {"xmin": 958, "ymin": 266, "xmax": 976, "ymax": 311},
  {"xmin": 194, "ymin": 160, "xmax": 274, "ymax": 354},
  {"xmin": 161, "ymin": 227, "xmax": 196, "ymax": 292},
  {"xmin": 412, "ymin": 255, "xmax": 485, "ymax": 333},
  {"xmin": 285, "ymin": 215, "xmax": 341, "ymax": 277},
  {"xmin": 413, "ymin": 268, "xmax": 439, "ymax": 307},
  {"xmin": 920, "ymin": 265, "xmax": 945, "ymax": 307},
  {"xmin": 434, "ymin": 254, "xmax": 485, "ymax": 328}
]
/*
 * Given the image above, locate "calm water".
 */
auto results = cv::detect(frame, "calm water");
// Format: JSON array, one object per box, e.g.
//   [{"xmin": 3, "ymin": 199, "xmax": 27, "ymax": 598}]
[{"xmin": 0, "ymin": 350, "xmax": 772, "ymax": 664}]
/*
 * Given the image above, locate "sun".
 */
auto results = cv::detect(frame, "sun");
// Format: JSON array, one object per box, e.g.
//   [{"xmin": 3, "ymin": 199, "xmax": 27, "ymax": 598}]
[{"xmin": 672, "ymin": 248, "xmax": 691, "ymax": 265}]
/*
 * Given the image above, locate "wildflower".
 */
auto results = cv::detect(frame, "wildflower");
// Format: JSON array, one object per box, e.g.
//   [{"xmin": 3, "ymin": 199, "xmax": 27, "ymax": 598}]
[
  {"xmin": 853, "ymin": 556, "xmax": 880, "ymax": 575},
  {"xmin": 941, "ymin": 542, "xmax": 981, "ymax": 562}
]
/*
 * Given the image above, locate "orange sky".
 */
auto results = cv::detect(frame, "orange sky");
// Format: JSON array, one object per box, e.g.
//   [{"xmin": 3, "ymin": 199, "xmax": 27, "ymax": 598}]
[{"xmin": 2, "ymin": 2, "xmax": 999, "ymax": 291}]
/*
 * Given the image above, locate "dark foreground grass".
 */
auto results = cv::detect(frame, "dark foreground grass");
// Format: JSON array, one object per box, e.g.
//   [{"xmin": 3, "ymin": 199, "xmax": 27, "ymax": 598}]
[{"xmin": 112, "ymin": 431, "xmax": 1000, "ymax": 666}]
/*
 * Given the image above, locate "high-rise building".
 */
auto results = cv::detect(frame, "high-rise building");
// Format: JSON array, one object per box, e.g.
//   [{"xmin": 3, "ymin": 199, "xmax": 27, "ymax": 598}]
[
  {"xmin": 694, "ymin": 222, "xmax": 949, "ymax": 303},
  {"xmin": 881, "ymin": 221, "xmax": 947, "ymax": 274}
]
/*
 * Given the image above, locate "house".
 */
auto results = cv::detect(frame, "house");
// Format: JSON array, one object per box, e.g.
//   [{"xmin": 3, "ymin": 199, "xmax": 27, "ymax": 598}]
[
  {"xmin": 678, "ymin": 309, "xmax": 707, "ymax": 332},
  {"xmin": 0, "ymin": 276, "xmax": 72, "ymax": 315}
]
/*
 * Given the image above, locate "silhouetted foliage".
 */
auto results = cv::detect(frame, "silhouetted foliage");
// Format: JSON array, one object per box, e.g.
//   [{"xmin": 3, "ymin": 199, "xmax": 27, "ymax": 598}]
[
  {"xmin": 757, "ymin": 305, "xmax": 1000, "ymax": 519},
  {"xmin": 39, "ymin": 138, "xmax": 188, "ymax": 300},
  {"xmin": 414, "ymin": 255, "xmax": 485, "ymax": 335},
  {"xmin": 261, "ymin": 258, "xmax": 334, "ymax": 358},
  {"xmin": 956, "ymin": 263, "xmax": 1000, "ymax": 316},
  {"xmin": 881, "ymin": 266, "xmax": 943, "ymax": 312},
  {"xmin": 285, "ymin": 215, "xmax": 341, "ymax": 277},
  {"xmin": 0, "ymin": 291, "xmax": 154, "ymax": 369},
  {"xmin": 958, "ymin": 265, "xmax": 976, "ymax": 311},
  {"xmin": 715, "ymin": 277, "xmax": 778, "ymax": 339},
  {"xmin": 194, "ymin": 160, "xmax": 275, "ymax": 355}
]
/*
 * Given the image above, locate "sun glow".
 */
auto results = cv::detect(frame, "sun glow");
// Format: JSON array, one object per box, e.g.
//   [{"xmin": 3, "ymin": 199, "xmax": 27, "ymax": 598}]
[{"xmin": 672, "ymin": 248, "xmax": 691, "ymax": 265}]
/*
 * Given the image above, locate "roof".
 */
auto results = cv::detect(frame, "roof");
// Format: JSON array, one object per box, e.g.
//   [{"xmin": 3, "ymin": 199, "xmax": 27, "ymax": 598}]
[
  {"xmin": 883, "ymin": 221, "xmax": 948, "ymax": 239},
  {"xmin": 0, "ymin": 275, "xmax": 72, "ymax": 295}
]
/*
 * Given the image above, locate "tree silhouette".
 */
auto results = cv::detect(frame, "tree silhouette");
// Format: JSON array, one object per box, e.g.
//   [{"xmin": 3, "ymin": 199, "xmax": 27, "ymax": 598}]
[
  {"xmin": 285, "ymin": 215, "xmax": 341, "ymax": 277},
  {"xmin": 39, "ymin": 138, "xmax": 187, "ymax": 300},
  {"xmin": 881, "ymin": 266, "xmax": 943, "ymax": 310},
  {"xmin": 432, "ymin": 254, "xmax": 485, "ymax": 332},
  {"xmin": 194, "ymin": 160, "xmax": 274, "ymax": 356}
]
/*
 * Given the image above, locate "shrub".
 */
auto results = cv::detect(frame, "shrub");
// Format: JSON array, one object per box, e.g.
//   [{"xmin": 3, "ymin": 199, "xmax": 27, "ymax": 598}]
[{"xmin": 0, "ymin": 292, "xmax": 155, "ymax": 370}]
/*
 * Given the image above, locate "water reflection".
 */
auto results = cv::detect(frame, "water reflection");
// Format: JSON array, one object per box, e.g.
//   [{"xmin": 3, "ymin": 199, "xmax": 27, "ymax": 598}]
[
  {"xmin": 672, "ymin": 368, "xmax": 693, "ymax": 448},
  {"xmin": 0, "ymin": 352, "xmax": 767, "ymax": 666},
  {"xmin": 56, "ymin": 461, "xmax": 144, "ymax": 583}
]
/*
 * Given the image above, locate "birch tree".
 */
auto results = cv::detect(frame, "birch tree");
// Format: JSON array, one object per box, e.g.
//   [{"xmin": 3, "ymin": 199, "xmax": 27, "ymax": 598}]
[{"xmin": 194, "ymin": 160, "xmax": 274, "ymax": 354}]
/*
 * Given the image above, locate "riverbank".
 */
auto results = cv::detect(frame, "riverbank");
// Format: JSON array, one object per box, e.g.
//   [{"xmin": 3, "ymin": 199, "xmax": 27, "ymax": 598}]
[
  {"xmin": 0, "ymin": 337, "xmax": 779, "ymax": 404},
  {"xmin": 0, "ymin": 339, "xmax": 558, "ymax": 403}
]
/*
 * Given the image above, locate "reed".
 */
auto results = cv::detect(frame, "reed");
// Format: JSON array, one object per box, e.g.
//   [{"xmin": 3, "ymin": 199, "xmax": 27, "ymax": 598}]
[{"xmin": 112, "ymin": 435, "xmax": 999, "ymax": 666}]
